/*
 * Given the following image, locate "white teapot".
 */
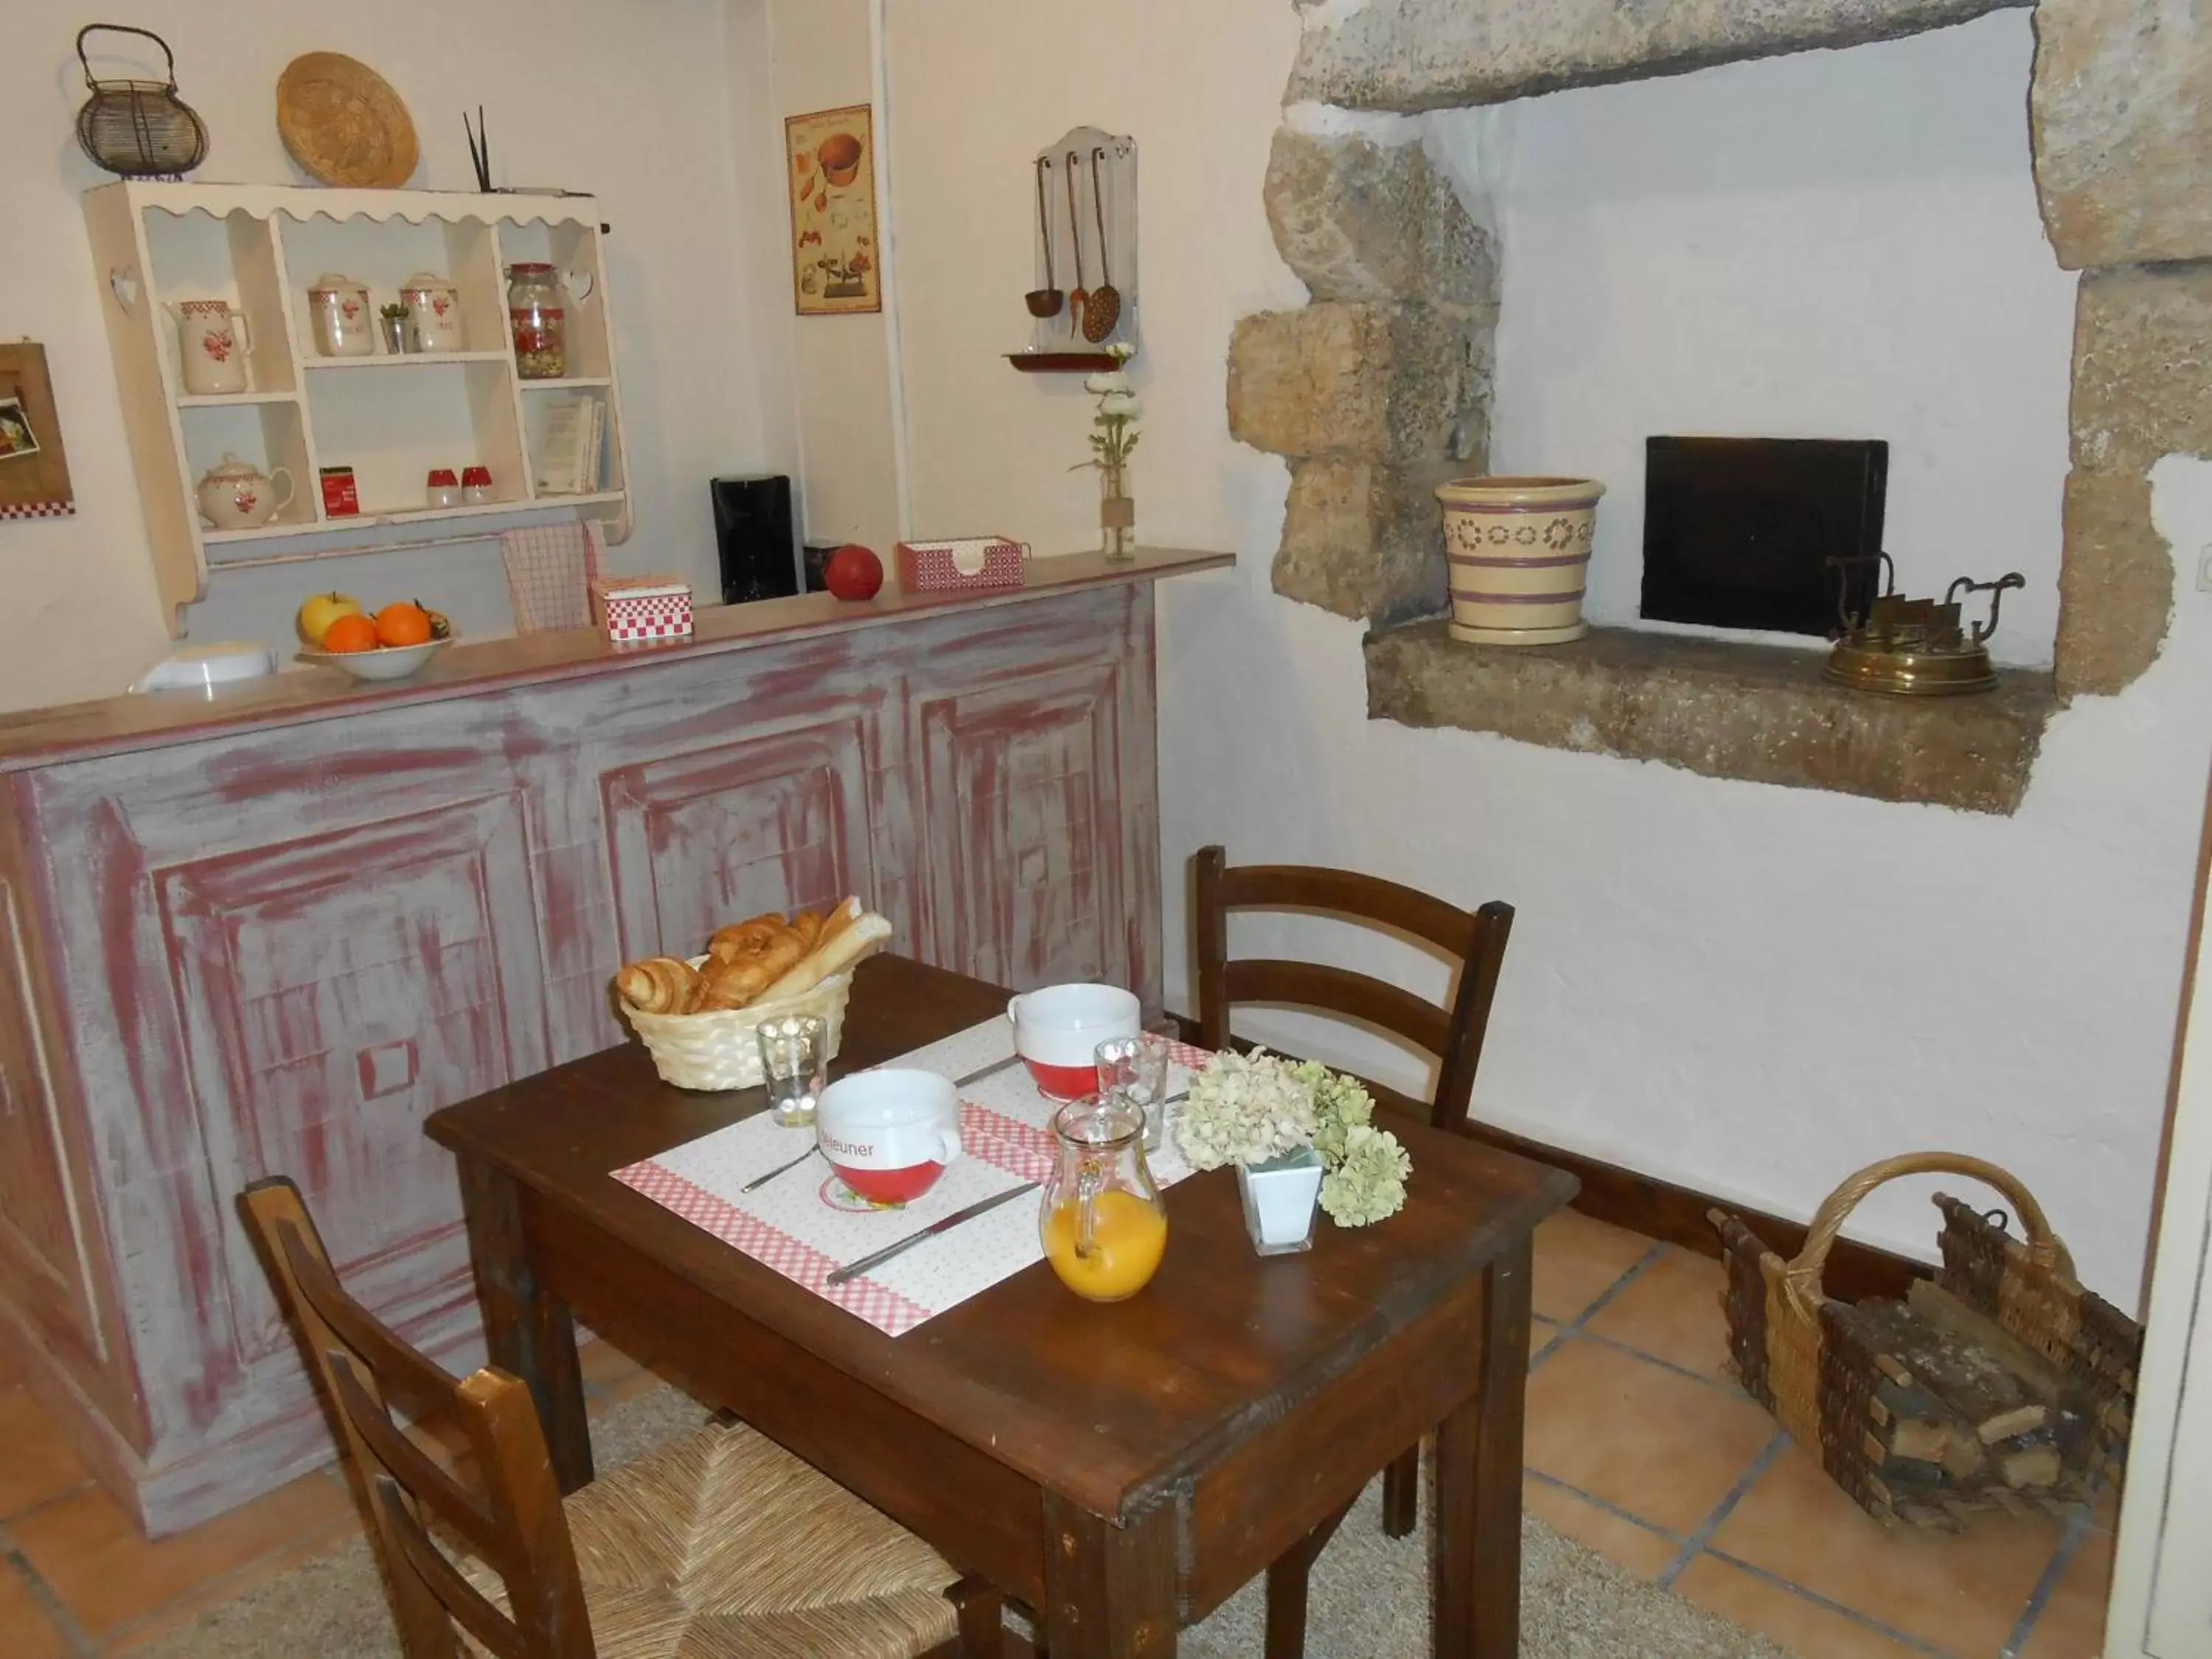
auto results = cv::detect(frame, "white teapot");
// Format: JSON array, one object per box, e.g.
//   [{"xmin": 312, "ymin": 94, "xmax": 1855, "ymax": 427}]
[{"xmin": 195, "ymin": 453, "xmax": 295, "ymax": 530}]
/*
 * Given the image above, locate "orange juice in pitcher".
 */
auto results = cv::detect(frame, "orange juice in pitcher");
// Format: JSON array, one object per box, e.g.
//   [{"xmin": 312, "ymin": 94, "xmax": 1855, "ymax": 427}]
[{"xmin": 1039, "ymin": 1095, "xmax": 1167, "ymax": 1301}]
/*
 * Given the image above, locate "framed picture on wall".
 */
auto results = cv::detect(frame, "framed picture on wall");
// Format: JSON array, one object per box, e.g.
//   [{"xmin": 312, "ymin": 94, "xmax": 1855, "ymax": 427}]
[
  {"xmin": 0, "ymin": 344, "xmax": 74, "ymax": 521},
  {"xmin": 786, "ymin": 103, "xmax": 881, "ymax": 316}
]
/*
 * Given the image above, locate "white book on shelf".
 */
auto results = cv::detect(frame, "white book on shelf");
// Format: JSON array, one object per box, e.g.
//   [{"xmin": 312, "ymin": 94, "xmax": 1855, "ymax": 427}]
[
  {"xmin": 535, "ymin": 397, "xmax": 590, "ymax": 495},
  {"xmin": 581, "ymin": 397, "xmax": 606, "ymax": 494}
]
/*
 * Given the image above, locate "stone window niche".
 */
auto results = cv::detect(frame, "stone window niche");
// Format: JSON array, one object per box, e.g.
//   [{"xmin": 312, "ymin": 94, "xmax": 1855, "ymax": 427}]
[{"xmin": 1228, "ymin": 0, "xmax": 2212, "ymax": 815}]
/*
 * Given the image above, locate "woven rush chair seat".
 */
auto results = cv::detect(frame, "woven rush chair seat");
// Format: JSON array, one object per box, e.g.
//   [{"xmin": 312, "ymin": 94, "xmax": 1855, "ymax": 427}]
[
  {"xmin": 459, "ymin": 1416, "xmax": 958, "ymax": 1658},
  {"xmin": 241, "ymin": 1176, "xmax": 991, "ymax": 1659}
]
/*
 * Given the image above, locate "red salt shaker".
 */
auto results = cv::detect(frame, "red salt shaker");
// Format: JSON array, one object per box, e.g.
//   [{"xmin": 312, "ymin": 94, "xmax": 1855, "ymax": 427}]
[{"xmin": 426, "ymin": 467, "xmax": 461, "ymax": 509}]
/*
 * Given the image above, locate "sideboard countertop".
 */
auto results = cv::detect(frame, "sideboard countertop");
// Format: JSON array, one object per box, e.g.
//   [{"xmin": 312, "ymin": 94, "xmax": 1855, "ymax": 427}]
[{"xmin": 0, "ymin": 546, "xmax": 1232, "ymax": 772}]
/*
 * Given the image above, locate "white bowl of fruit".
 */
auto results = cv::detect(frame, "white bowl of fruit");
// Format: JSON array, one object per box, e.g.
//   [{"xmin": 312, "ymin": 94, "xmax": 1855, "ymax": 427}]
[{"xmin": 296, "ymin": 593, "xmax": 453, "ymax": 682}]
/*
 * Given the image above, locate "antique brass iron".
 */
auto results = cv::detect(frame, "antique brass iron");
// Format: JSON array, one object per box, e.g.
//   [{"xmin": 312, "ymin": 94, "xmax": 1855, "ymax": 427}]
[{"xmin": 1823, "ymin": 554, "xmax": 2025, "ymax": 697}]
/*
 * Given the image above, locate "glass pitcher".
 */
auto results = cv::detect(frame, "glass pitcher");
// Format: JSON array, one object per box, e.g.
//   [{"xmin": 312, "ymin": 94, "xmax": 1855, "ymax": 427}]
[{"xmin": 1039, "ymin": 1095, "xmax": 1167, "ymax": 1301}]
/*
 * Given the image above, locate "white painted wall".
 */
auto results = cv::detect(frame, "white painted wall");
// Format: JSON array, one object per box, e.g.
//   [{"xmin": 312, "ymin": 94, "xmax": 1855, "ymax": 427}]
[
  {"xmin": 1447, "ymin": 20, "xmax": 2077, "ymax": 663},
  {"xmin": 880, "ymin": 4, "xmax": 2205, "ymax": 1301},
  {"xmin": 1, "ymin": 0, "xmax": 778, "ymax": 706},
  {"xmin": 748, "ymin": 0, "xmax": 902, "ymax": 557}
]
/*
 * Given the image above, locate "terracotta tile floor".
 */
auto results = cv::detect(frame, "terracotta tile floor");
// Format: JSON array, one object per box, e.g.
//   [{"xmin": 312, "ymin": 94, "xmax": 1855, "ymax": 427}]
[{"xmin": 0, "ymin": 1211, "xmax": 2117, "ymax": 1656}]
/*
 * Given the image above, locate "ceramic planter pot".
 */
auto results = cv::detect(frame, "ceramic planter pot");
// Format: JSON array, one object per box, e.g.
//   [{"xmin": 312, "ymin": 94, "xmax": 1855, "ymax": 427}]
[
  {"xmin": 1437, "ymin": 476, "xmax": 1605, "ymax": 647},
  {"xmin": 1237, "ymin": 1146, "xmax": 1323, "ymax": 1255}
]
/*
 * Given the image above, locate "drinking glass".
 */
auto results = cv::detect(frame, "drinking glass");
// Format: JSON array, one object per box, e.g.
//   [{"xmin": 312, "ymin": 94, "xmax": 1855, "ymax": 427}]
[
  {"xmin": 1096, "ymin": 1029, "xmax": 1175, "ymax": 1153},
  {"xmin": 756, "ymin": 1014, "xmax": 827, "ymax": 1127}
]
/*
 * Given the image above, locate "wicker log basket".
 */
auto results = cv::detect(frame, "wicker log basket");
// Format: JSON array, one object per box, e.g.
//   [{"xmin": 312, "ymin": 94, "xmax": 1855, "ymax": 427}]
[{"xmin": 1711, "ymin": 1152, "xmax": 2141, "ymax": 1528}]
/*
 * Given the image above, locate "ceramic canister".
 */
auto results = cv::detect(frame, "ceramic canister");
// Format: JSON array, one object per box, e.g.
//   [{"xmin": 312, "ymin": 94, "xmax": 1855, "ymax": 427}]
[
  {"xmin": 1436, "ymin": 476, "xmax": 1606, "ymax": 647},
  {"xmin": 400, "ymin": 271, "xmax": 464, "ymax": 351},
  {"xmin": 307, "ymin": 273, "xmax": 375, "ymax": 357}
]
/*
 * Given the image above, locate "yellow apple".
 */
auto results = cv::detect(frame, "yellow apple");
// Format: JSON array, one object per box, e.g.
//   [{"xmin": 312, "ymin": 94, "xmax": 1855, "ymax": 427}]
[{"xmin": 296, "ymin": 591, "xmax": 364, "ymax": 646}]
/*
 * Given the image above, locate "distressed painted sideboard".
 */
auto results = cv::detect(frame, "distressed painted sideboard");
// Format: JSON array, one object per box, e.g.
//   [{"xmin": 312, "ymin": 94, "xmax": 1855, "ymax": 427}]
[{"xmin": 0, "ymin": 547, "xmax": 1227, "ymax": 1533}]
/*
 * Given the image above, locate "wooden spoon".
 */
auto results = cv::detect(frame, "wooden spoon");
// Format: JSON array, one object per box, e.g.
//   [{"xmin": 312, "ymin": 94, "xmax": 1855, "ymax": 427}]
[
  {"xmin": 1025, "ymin": 156, "xmax": 1063, "ymax": 319},
  {"xmin": 1064, "ymin": 151, "xmax": 1088, "ymax": 338},
  {"xmin": 1083, "ymin": 147, "xmax": 1121, "ymax": 343}
]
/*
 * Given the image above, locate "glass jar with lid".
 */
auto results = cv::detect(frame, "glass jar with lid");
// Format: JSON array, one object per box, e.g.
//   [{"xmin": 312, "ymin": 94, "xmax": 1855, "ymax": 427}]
[{"xmin": 505, "ymin": 262, "xmax": 569, "ymax": 379}]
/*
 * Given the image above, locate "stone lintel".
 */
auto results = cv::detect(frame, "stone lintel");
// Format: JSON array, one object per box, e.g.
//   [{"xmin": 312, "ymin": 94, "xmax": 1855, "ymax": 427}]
[
  {"xmin": 1289, "ymin": 0, "xmax": 2027, "ymax": 112},
  {"xmin": 1365, "ymin": 621, "xmax": 2059, "ymax": 814}
]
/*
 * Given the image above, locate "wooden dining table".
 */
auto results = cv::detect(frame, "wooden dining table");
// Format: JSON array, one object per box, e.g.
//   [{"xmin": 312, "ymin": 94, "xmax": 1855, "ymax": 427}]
[{"xmin": 424, "ymin": 954, "xmax": 1576, "ymax": 1658}]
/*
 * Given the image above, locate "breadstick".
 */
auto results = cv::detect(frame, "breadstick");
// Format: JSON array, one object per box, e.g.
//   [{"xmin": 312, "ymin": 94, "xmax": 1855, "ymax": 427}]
[{"xmin": 758, "ymin": 908, "xmax": 892, "ymax": 1003}]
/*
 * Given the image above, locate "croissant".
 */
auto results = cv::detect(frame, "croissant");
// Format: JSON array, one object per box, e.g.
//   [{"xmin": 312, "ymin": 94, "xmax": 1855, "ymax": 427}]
[
  {"xmin": 695, "ymin": 931, "xmax": 802, "ymax": 1011},
  {"xmin": 615, "ymin": 956, "xmax": 699, "ymax": 1015},
  {"xmin": 709, "ymin": 912, "xmax": 790, "ymax": 966}
]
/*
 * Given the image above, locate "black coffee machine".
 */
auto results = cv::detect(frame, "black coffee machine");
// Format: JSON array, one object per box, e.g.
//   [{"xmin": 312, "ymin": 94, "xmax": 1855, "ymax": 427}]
[{"xmin": 711, "ymin": 475, "xmax": 801, "ymax": 604}]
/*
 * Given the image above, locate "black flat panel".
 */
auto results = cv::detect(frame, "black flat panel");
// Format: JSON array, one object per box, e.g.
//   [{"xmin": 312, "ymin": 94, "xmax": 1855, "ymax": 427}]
[
  {"xmin": 1640, "ymin": 437, "xmax": 1887, "ymax": 636},
  {"xmin": 712, "ymin": 474, "xmax": 800, "ymax": 604}
]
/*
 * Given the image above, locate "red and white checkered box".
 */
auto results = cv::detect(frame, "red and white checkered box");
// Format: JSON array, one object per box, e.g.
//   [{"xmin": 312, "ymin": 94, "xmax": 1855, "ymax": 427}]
[
  {"xmin": 590, "ymin": 575, "xmax": 693, "ymax": 644},
  {"xmin": 894, "ymin": 536, "xmax": 1027, "ymax": 597}
]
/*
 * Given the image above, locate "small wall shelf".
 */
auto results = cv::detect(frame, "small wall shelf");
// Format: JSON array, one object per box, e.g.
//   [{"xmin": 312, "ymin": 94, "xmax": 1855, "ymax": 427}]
[
  {"xmin": 1006, "ymin": 351, "xmax": 1121, "ymax": 375},
  {"xmin": 83, "ymin": 181, "xmax": 633, "ymax": 636}
]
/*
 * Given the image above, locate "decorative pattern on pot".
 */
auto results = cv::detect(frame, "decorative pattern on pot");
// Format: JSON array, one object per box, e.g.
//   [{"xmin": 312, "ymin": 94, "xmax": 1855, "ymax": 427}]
[{"xmin": 1436, "ymin": 476, "xmax": 1605, "ymax": 647}]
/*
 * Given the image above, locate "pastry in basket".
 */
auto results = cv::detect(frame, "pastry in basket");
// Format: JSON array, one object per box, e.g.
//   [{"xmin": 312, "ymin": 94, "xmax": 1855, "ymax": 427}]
[
  {"xmin": 612, "ymin": 956, "xmax": 698, "ymax": 1015},
  {"xmin": 612, "ymin": 897, "xmax": 893, "ymax": 1018},
  {"xmin": 759, "ymin": 897, "xmax": 892, "ymax": 1002}
]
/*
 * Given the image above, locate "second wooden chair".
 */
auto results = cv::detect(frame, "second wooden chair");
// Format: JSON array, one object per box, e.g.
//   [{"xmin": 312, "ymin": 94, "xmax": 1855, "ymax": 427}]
[
  {"xmin": 241, "ymin": 1176, "xmax": 1000, "ymax": 1659},
  {"xmin": 1193, "ymin": 844, "xmax": 1514, "ymax": 1658}
]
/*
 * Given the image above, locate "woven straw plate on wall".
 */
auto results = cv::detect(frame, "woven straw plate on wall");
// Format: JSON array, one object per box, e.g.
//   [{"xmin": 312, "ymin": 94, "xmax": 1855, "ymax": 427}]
[{"xmin": 275, "ymin": 52, "xmax": 418, "ymax": 188}]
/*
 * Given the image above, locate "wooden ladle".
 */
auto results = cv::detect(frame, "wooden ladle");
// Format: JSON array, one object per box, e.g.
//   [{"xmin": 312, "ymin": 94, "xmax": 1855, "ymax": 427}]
[
  {"xmin": 1025, "ymin": 156, "xmax": 1063, "ymax": 319},
  {"xmin": 1083, "ymin": 147, "xmax": 1121, "ymax": 343},
  {"xmin": 1064, "ymin": 151, "xmax": 1088, "ymax": 338}
]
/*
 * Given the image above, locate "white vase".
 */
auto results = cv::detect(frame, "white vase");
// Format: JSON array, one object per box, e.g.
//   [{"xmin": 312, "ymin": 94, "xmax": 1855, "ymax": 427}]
[{"xmin": 1238, "ymin": 1147, "xmax": 1323, "ymax": 1255}]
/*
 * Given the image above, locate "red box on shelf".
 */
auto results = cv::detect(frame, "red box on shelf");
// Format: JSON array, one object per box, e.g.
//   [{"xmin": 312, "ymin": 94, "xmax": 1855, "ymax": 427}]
[
  {"xmin": 894, "ymin": 537, "xmax": 1028, "ymax": 597},
  {"xmin": 590, "ymin": 576, "xmax": 693, "ymax": 644},
  {"xmin": 319, "ymin": 466, "xmax": 359, "ymax": 517}
]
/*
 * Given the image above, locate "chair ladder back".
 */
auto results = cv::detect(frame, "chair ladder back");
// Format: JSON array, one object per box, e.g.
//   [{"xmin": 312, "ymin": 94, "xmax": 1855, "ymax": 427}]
[
  {"xmin": 1430, "ymin": 900, "xmax": 1514, "ymax": 1134},
  {"xmin": 240, "ymin": 1178, "xmax": 594, "ymax": 1659},
  {"xmin": 1192, "ymin": 846, "xmax": 1516, "ymax": 1133},
  {"xmin": 1217, "ymin": 957, "xmax": 1453, "ymax": 1059}
]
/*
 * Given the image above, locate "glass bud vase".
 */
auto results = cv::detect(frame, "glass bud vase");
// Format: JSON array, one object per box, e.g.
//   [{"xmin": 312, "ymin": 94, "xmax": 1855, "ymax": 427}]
[
  {"xmin": 1237, "ymin": 1145, "xmax": 1323, "ymax": 1255},
  {"xmin": 1100, "ymin": 462, "xmax": 1135, "ymax": 561}
]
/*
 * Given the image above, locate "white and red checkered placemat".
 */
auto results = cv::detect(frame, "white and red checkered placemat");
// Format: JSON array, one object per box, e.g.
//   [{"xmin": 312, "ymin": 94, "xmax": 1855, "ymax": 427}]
[{"xmin": 613, "ymin": 1018, "xmax": 1208, "ymax": 1336}]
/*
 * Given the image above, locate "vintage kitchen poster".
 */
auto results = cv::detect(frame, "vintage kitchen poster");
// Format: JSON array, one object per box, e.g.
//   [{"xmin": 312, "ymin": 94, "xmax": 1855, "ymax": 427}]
[{"xmin": 786, "ymin": 104, "xmax": 881, "ymax": 316}]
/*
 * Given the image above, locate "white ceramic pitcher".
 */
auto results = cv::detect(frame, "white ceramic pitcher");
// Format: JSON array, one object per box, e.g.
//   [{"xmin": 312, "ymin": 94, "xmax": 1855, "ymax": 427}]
[{"xmin": 168, "ymin": 298, "xmax": 251, "ymax": 394}]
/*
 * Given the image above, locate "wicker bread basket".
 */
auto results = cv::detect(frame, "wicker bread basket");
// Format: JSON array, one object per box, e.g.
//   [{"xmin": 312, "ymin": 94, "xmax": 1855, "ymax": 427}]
[
  {"xmin": 1713, "ymin": 1152, "xmax": 2140, "ymax": 1527},
  {"xmin": 622, "ymin": 959, "xmax": 850, "ymax": 1091}
]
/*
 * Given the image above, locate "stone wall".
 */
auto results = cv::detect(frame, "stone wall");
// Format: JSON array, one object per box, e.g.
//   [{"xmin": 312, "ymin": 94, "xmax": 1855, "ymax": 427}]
[{"xmin": 1233, "ymin": 0, "xmax": 2212, "ymax": 791}]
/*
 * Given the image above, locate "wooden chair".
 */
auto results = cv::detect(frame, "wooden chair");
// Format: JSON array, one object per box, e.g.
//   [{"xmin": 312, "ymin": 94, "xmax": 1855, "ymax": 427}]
[
  {"xmin": 241, "ymin": 1177, "xmax": 1001, "ymax": 1659},
  {"xmin": 1192, "ymin": 844, "xmax": 1514, "ymax": 1659}
]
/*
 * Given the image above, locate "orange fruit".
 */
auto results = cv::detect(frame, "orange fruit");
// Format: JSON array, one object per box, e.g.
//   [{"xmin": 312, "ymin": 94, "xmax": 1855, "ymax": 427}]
[
  {"xmin": 373, "ymin": 602, "xmax": 432, "ymax": 647},
  {"xmin": 321, "ymin": 613, "xmax": 379, "ymax": 653}
]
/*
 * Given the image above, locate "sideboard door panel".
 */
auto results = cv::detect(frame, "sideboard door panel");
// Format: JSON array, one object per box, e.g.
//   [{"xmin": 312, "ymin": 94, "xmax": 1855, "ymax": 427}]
[
  {"xmin": 159, "ymin": 793, "xmax": 550, "ymax": 1375},
  {"xmin": 916, "ymin": 662, "xmax": 1127, "ymax": 993},
  {"xmin": 602, "ymin": 718, "xmax": 873, "ymax": 960},
  {"xmin": 0, "ymin": 877, "xmax": 102, "ymax": 1359}
]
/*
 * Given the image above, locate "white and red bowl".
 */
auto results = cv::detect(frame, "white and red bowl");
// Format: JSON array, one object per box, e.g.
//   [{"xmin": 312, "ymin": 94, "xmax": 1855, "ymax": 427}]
[
  {"xmin": 815, "ymin": 1068, "xmax": 961, "ymax": 1203},
  {"xmin": 1008, "ymin": 984, "xmax": 1141, "ymax": 1101}
]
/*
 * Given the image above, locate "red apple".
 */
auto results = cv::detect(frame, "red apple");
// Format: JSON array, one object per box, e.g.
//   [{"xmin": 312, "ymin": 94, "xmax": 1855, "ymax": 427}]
[{"xmin": 825, "ymin": 543, "xmax": 884, "ymax": 601}]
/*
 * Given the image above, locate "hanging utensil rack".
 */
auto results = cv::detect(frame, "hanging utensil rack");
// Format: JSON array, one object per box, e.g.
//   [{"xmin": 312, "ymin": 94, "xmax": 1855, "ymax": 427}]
[{"xmin": 1007, "ymin": 126, "xmax": 1136, "ymax": 374}]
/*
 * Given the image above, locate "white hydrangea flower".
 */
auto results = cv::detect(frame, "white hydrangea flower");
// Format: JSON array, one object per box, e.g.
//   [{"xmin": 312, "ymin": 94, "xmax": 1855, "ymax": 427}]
[
  {"xmin": 1319, "ymin": 1124, "xmax": 1411, "ymax": 1227},
  {"xmin": 1099, "ymin": 392, "xmax": 1141, "ymax": 418},
  {"xmin": 1084, "ymin": 370, "xmax": 1132, "ymax": 394}
]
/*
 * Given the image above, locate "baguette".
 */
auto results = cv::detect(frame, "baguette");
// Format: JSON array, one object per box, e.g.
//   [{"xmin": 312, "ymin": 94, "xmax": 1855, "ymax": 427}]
[{"xmin": 759, "ymin": 905, "xmax": 891, "ymax": 1002}]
